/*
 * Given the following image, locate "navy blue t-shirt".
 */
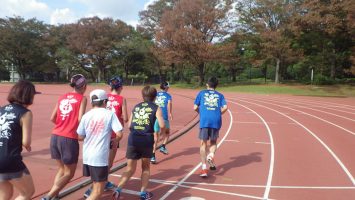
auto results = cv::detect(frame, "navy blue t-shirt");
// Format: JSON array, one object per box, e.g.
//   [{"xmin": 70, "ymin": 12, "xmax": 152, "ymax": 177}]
[
  {"xmin": 194, "ymin": 90, "xmax": 227, "ymax": 129},
  {"xmin": 128, "ymin": 102, "xmax": 158, "ymax": 148},
  {"xmin": 0, "ymin": 104, "xmax": 29, "ymax": 173}
]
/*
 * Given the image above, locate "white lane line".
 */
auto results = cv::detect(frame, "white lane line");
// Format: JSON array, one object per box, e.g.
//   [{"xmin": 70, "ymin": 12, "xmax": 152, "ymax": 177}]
[
  {"xmin": 234, "ymin": 121, "xmax": 277, "ymax": 124},
  {"xmin": 239, "ymin": 97, "xmax": 355, "ymax": 136},
  {"xmin": 159, "ymin": 110, "xmax": 234, "ymax": 200},
  {"xmin": 230, "ymin": 101, "xmax": 275, "ymax": 200},
  {"xmin": 110, "ymin": 174, "xmax": 267, "ymax": 200},
  {"xmin": 236, "ymin": 98, "xmax": 355, "ymax": 186},
  {"xmin": 224, "ymin": 139, "xmax": 240, "ymax": 142},
  {"xmin": 255, "ymin": 142, "xmax": 271, "ymax": 145},
  {"xmin": 258, "ymin": 98, "xmax": 355, "ymax": 122}
]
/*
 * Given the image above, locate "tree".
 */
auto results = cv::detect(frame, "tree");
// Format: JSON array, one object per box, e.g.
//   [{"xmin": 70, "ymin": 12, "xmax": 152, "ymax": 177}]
[
  {"xmin": 0, "ymin": 17, "xmax": 50, "ymax": 79},
  {"xmin": 236, "ymin": 0, "xmax": 302, "ymax": 83},
  {"xmin": 66, "ymin": 17, "xmax": 132, "ymax": 82},
  {"xmin": 292, "ymin": 0, "xmax": 354, "ymax": 79},
  {"xmin": 155, "ymin": 0, "xmax": 233, "ymax": 85}
]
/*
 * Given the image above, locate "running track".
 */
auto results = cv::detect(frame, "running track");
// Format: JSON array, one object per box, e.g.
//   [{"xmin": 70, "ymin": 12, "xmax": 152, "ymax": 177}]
[{"xmin": 0, "ymin": 84, "xmax": 354, "ymax": 200}]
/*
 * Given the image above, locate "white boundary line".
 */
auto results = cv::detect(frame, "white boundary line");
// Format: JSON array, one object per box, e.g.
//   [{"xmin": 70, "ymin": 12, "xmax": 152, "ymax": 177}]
[
  {"xmin": 256, "ymin": 98, "xmax": 355, "ymax": 122},
  {"xmin": 230, "ymin": 101, "xmax": 275, "ymax": 200},
  {"xmin": 235, "ymin": 98, "xmax": 355, "ymax": 186},
  {"xmin": 159, "ymin": 110, "xmax": 234, "ymax": 200},
  {"xmin": 239, "ymin": 97, "xmax": 355, "ymax": 136}
]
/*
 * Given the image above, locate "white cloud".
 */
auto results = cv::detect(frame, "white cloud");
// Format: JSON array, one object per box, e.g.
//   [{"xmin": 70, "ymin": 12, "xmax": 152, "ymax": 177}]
[
  {"xmin": 0, "ymin": 0, "xmax": 50, "ymax": 20},
  {"xmin": 144, "ymin": 0, "xmax": 157, "ymax": 10},
  {"xmin": 50, "ymin": 8, "xmax": 77, "ymax": 25}
]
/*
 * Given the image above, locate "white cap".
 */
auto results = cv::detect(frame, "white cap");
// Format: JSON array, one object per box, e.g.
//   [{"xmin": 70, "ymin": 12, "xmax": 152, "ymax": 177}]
[{"xmin": 90, "ymin": 89, "xmax": 108, "ymax": 102}]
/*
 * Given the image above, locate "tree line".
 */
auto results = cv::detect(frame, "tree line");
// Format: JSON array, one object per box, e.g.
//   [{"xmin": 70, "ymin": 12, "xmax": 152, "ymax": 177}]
[{"xmin": 0, "ymin": 0, "xmax": 354, "ymax": 85}]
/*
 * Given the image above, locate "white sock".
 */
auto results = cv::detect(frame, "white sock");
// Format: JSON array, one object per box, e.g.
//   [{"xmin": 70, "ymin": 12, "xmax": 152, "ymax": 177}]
[
  {"xmin": 202, "ymin": 164, "xmax": 207, "ymax": 170},
  {"xmin": 208, "ymin": 152, "xmax": 214, "ymax": 159}
]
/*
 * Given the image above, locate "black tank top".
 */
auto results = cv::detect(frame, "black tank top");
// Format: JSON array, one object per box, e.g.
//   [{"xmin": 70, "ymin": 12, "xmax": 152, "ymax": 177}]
[{"xmin": 0, "ymin": 104, "xmax": 29, "ymax": 173}]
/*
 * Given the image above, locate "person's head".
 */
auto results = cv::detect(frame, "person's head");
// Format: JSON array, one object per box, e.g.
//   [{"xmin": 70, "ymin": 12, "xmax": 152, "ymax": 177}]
[
  {"xmin": 160, "ymin": 81, "xmax": 170, "ymax": 91},
  {"xmin": 7, "ymin": 80, "xmax": 40, "ymax": 106},
  {"xmin": 108, "ymin": 76, "xmax": 123, "ymax": 92},
  {"xmin": 70, "ymin": 74, "xmax": 87, "ymax": 94},
  {"xmin": 207, "ymin": 77, "xmax": 219, "ymax": 89},
  {"xmin": 142, "ymin": 86, "xmax": 157, "ymax": 102},
  {"xmin": 90, "ymin": 89, "xmax": 108, "ymax": 107}
]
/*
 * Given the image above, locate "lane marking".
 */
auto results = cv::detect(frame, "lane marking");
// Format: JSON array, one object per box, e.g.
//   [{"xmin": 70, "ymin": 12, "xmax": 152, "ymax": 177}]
[
  {"xmin": 239, "ymin": 97, "xmax": 355, "ymax": 136},
  {"xmin": 159, "ymin": 110, "xmax": 234, "ymax": 200},
  {"xmin": 230, "ymin": 101, "xmax": 275, "ymax": 200},
  {"xmin": 110, "ymin": 174, "xmax": 355, "ymax": 190},
  {"xmin": 110, "ymin": 174, "xmax": 267, "ymax": 200},
  {"xmin": 255, "ymin": 142, "xmax": 271, "ymax": 145},
  {"xmin": 234, "ymin": 121, "xmax": 277, "ymax": 124},
  {"xmin": 235, "ymin": 98, "xmax": 355, "ymax": 186},
  {"xmin": 224, "ymin": 139, "xmax": 240, "ymax": 142}
]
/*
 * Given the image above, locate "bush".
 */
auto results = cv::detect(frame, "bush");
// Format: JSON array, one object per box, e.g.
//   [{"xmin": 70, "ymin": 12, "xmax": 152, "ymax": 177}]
[{"xmin": 313, "ymin": 74, "xmax": 335, "ymax": 85}]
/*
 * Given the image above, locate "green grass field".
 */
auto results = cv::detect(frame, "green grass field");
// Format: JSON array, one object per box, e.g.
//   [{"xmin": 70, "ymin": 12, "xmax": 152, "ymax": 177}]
[{"xmin": 174, "ymin": 83, "xmax": 355, "ymax": 97}]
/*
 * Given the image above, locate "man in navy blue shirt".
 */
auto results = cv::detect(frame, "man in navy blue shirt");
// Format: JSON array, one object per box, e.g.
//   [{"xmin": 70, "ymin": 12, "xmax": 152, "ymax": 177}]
[{"xmin": 194, "ymin": 77, "xmax": 228, "ymax": 177}]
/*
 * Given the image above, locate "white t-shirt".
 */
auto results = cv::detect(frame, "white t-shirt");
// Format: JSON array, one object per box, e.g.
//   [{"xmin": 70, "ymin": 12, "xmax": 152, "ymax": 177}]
[{"xmin": 77, "ymin": 108, "xmax": 123, "ymax": 167}]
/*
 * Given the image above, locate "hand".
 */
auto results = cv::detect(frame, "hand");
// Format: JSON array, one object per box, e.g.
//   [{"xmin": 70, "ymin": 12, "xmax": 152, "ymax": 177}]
[
  {"xmin": 170, "ymin": 115, "xmax": 173, "ymax": 121},
  {"xmin": 24, "ymin": 145, "xmax": 31, "ymax": 152}
]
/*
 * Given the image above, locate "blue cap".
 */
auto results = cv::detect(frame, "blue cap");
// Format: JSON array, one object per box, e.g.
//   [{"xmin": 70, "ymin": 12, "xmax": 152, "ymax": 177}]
[{"xmin": 108, "ymin": 76, "xmax": 123, "ymax": 89}]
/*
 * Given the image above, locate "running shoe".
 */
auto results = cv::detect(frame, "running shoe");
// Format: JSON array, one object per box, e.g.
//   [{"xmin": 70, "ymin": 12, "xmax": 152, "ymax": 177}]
[
  {"xmin": 207, "ymin": 156, "xmax": 216, "ymax": 170},
  {"xmin": 140, "ymin": 191, "xmax": 153, "ymax": 200},
  {"xmin": 112, "ymin": 188, "xmax": 121, "ymax": 200},
  {"xmin": 199, "ymin": 169, "xmax": 208, "ymax": 177},
  {"xmin": 84, "ymin": 187, "xmax": 92, "ymax": 198},
  {"xmin": 159, "ymin": 146, "xmax": 169, "ymax": 154},
  {"xmin": 150, "ymin": 155, "xmax": 157, "ymax": 164},
  {"xmin": 41, "ymin": 196, "xmax": 59, "ymax": 200},
  {"xmin": 104, "ymin": 181, "xmax": 116, "ymax": 191}
]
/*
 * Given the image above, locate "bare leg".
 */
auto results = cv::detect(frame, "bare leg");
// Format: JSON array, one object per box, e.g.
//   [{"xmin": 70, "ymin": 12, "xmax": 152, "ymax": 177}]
[
  {"xmin": 140, "ymin": 158, "xmax": 151, "ymax": 191},
  {"xmin": 87, "ymin": 181, "xmax": 104, "ymax": 200},
  {"xmin": 47, "ymin": 161, "xmax": 77, "ymax": 197},
  {"xmin": 0, "ymin": 181, "xmax": 14, "ymax": 200},
  {"xmin": 209, "ymin": 140, "xmax": 217, "ymax": 157},
  {"xmin": 10, "ymin": 173, "xmax": 35, "ymax": 200},
  {"xmin": 109, "ymin": 140, "xmax": 118, "ymax": 169},
  {"xmin": 117, "ymin": 159, "xmax": 137, "ymax": 188},
  {"xmin": 200, "ymin": 140, "xmax": 208, "ymax": 166},
  {"xmin": 162, "ymin": 128, "xmax": 170, "ymax": 146}
]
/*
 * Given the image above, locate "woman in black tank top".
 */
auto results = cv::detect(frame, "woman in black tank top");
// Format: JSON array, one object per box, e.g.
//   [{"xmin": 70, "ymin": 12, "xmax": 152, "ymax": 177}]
[{"xmin": 0, "ymin": 80, "xmax": 39, "ymax": 200}]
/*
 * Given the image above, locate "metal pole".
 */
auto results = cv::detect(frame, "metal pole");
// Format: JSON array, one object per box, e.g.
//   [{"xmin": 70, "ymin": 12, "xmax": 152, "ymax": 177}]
[{"xmin": 311, "ymin": 68, "xmax": 314, "ymax": 85}]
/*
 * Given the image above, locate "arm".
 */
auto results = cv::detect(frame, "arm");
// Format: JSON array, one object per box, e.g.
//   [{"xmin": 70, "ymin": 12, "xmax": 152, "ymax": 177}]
[
  {"xmin": 193, "ymin": 105, "xmax": 199, "ymax": 113},
  {"xmin": 50, "ymin": 103, "xmax": 58, "ymax": 123},
  {"xmin": 21, "ymin": 111, "xmax": 33, "ymax": 152},
  {"xmin": 78, "ymin": 135, "xmax": 85, "ymax": 141},
  {"xmin": 78, "ymin": 96, "xmax": 87, "ymax": 122},
  {"xmin": 221, "ymin": 105, "xmax": 228, "ymax": 114},
  {"xmin": 122, "ymin": 98, "xmax": 128, "ymax": 123},
  {"xmin": 168, "ymin": 99, "xmax": 173, "ymax": 120},
  {"xmin": 156, "ymin": 107, "xmax": 165, "ymax": 130},
  {"xmin": 127, "ymin": 114, "xmax": 133, "ymax": 128}
]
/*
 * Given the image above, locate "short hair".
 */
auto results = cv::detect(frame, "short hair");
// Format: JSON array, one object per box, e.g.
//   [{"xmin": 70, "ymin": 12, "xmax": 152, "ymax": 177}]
[
  {"xmin": 207, "ymin": 77, "xmax": 219, "ymax": 89},
  {"xmin": 142, "ymin": 86, "xmax": 157, "ymax": 102},
  {"xmin": 160, "ymin": 81, "xmax": 170, "ymax": 90},
  {"xmin": 7, "ymin": 80, "xmax": 37, "ymax": 105}
]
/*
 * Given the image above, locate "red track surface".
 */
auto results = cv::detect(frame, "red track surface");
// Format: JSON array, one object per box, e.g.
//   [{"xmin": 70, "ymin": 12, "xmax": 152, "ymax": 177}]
[{"xmin": 0, "ymin": 84, "xmax": 354, "ymax": 200}]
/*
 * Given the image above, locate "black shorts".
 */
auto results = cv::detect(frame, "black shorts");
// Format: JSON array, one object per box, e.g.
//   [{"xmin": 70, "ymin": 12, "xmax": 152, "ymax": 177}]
[
  {"xmin": 0, "ymin": 167, "xmax": 30, "ymax": 182},
  {"xmin": 126, "ymin": 146, "xmax": 153, "ymax": 160},
  {"xmin": 83, "ymin": 164, "xmax": 108, "ymax": 182},
  {"xmin": 199, "ymin": 128, "xmax": 219, "ymax": 141},
  {"xmin": 50, "ymin": 134, "xmax": 79, "ymax": 165}
]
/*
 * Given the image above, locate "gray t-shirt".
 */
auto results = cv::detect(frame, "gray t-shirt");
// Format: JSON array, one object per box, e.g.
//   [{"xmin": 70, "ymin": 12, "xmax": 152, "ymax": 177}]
[{"xmin": 77, "ymin": 108, "xmax": 122, "ymax": 167}]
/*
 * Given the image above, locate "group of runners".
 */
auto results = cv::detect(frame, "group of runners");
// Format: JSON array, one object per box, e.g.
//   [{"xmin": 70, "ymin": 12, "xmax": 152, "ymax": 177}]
[{"xmin": 0, "ymin": 75, "xmax": 227, "ymax": 200}]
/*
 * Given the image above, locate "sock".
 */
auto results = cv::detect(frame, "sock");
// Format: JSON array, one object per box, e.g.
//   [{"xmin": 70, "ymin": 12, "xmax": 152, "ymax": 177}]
[
  {"xmin": 208, "ymin": 152, "xmax": 214, "ymax": 159},
  {"xmin": 152, "ymin": 152, "xmax": 155, "ymax": 157},
  {"xmin": 116, "ymin": 187, "xmax": 122, "ymax": 192},
  {"xmin": 140, "ymin": 191, "xmax": 147, "ymax": 196},
  {"xmin": 161, "ymin": 144, "xmax": 165, "ymax": 148},
  {"xmin": 202, "ymin": 164, "xmax": 207, "ymax": 170}
]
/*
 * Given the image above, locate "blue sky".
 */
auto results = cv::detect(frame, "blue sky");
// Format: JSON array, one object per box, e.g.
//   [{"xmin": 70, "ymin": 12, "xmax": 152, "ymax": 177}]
[{"xmin": 0, "ymin": 0, "xmax": 156, "ymax": 27}]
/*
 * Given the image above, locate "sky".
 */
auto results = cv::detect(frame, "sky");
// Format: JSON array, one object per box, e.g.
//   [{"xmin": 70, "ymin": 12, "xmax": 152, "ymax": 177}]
[{"xmin": 0, "ymin": 0, "xmax": 157, "ymax": 27}]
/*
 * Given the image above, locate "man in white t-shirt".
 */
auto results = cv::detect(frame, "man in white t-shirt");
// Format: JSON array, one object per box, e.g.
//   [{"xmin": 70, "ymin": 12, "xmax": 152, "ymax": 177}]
[{"xmin": 77, "ymin": 89, "xmax": 123, "ymax": 200}]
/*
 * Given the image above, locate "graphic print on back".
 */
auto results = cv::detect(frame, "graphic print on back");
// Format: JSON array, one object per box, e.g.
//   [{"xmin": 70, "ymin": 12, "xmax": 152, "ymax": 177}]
[
  {"xmin": 0, "ymin": 105, "xmax": 16, "ymax": 140},
  {"xmin": 59, "ymin": 95, "xmax": 78, "ymax": 120}
]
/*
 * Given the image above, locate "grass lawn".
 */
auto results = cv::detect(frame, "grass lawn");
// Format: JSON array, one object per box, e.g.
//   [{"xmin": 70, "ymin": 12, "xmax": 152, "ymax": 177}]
[{"xmin": 174, "ymin": 83, "xmax": 355, "ymax": 97}]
